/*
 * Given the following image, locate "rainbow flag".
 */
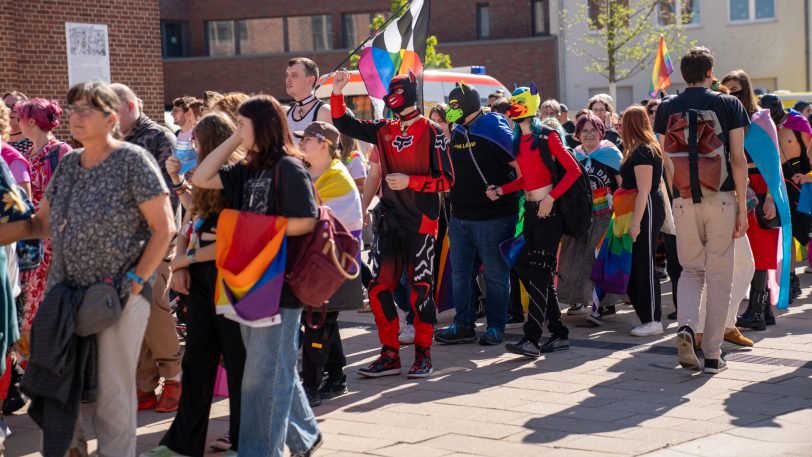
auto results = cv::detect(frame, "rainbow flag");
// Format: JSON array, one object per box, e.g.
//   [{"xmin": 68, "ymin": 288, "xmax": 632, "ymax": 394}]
[
  {"xmin": 215, "ymin": 209, "xmax": 288, "ymax": 327},
  {"xmin": 590, "ymin": 189, "xmax": 637, "ymax": 304},
  {"xmin": 358, "ymin": 0, "xmax": 430, "ymax": 117},
  {"xmin": 649, "ymin": 35, "xmax": 673, "ymax": 97}
]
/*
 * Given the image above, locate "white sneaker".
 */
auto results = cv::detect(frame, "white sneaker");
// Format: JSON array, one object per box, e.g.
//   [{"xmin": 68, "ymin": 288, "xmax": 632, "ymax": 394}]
[
  {"xmin": 399, "ymin": 324, "xmax": 415, "ymax": 345},
  {"xmin": 566, "ymin": 303, "xmax": 590, "ymax": 316},
  {"xmin": 629, "ymin": 321, "xmax": 664, "ymax": 337}
]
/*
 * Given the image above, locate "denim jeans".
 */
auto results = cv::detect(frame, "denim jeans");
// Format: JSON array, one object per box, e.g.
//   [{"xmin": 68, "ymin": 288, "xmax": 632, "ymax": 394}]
[
  {"xmin": 449, "ymin": 214, "xmax": 517, "ymax": 331},
  {"xmin": 238, "ymin": 307, "xmax": 319, "ymax": 456}
]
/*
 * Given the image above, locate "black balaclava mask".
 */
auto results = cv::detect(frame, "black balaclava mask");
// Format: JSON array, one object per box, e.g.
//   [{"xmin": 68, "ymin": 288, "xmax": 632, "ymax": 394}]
[
  {"xmin": 759, "ymin": 94, "xmax": 786, "ymax": 125},
  {"xmin": 385, "ymin": 71, "xmax": 419, "ymax": 115},
  {"xmin": 445, "ymin": 82, "xmax": 481, "ymax": 125}
]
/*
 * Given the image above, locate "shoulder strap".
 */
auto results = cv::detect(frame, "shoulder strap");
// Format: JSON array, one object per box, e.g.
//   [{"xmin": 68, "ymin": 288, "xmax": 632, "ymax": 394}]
[
  {"xmin": 273, "ymin": 163, "xmax": 282, "ymax": 215},
  {"xmin": 535, "ymin": 129, "xmax": 560, "ymax": 186},
  {"xmin": 48, "ymin": 141, "xmax": 66, "ymax": 173},
  {"xmin": 687, "ymin": 110, "xmax": 703, "ymax": 203}
]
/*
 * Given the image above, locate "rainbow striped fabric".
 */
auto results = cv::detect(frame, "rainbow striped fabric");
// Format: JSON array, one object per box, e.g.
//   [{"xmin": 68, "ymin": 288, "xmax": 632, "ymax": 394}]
[
  {"xmin": 314, "ymin": 159, "xmax": 363, "ymax": 233},
  {"xmin": 357, "ymin": 0, "xmax": 429, "ymax": 116},
  {"xmin": 215, "ymin": 209, "xmax": 288, "ymax": 327},
  {"xmin": 649, "ymin": 35, "xmax": 673, "ymax": 97},
  {"xmin": 590, "ymin": 189, "xmax": 637, "ymax": 301}
]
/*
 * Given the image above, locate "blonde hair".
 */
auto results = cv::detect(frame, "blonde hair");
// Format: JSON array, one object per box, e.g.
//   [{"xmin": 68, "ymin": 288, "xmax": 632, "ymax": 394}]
[{"xmin": 0, "ymin": 103, "xmax": 9, "ymax": 141}]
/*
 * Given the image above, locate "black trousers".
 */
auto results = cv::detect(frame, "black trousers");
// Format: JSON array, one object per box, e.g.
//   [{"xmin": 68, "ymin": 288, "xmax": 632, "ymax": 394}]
[
  {"xmin": 508, "ymin": 269, "xmax": 525, "ymax": 320},
  {"xmin": 522, "ymin": 204, "xmax": 568, "ymax": 342},
  {"xmin": 161, "ymin": 262, "xmax": 246, "ymax": 456},
  {"xmin": 663, "ymin": 233, "xmax": 681, "ymax": 310},
  {"xmin": 628, "ymin": 193, "xmax": 666, "ymax": 324},
  {"xmin": 301, "ymin": 311, "xmax": 346, "ymax": 391}
]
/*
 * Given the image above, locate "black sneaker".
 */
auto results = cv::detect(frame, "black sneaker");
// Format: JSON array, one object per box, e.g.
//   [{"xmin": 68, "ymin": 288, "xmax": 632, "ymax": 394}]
[
  {"xmin": 585, "ymin": 310, "xmax": 603, "ymax": 327},
  {"xmin": 305, "ymin": 387, "xmax": 321, "ymax": 408},
  {"xmin": 505, "ymin": 337, "xmax": 540, "ymax": 358},
  {"xmin": 667, "ymin": 310, "xmax": 678, "ymax": 320},
  {"xmin": 358, "ymin": 346, "xmax": 401, "ymax": 378},
  {"xmin": 539, "ymin": 335, "xmax": 570, "ymax": 353},
  {"xmin": 675, "ymin": 326, "xmax": 701, "ymax": 371},
  {"xmin": 505, "ymin": 314, "xmax": 524, "ymax": 329},
  {"xmin": 407, "ymin": 346, "xmax": 433, "ymax": 378},
  {"xmin": 292, "ymin": 433, "xmax": 323, "ymax": 457},
  {"xmin": 434, "ymin": 323, "xmax": 478, "ymax": 344},
  {"xmin": 319, "ymin": 374, "xmax": 348, "ymax": 400},
  {"xmin": 602, "ymin": 305, "xmax": 617, "ymax": 316},
  {"xmin": 703, "ymin": 357, "xmax": 728, "ymax": 374},
  {"xmin": 478, "ymin": 327, "xmax": 504, "ymax": 346}
]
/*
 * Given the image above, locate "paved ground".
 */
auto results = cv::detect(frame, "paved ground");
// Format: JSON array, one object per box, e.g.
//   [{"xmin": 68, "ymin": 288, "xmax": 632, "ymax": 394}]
[{"xmin": 4, "ymin": 269, "xmax": 812, "ymax": 456}]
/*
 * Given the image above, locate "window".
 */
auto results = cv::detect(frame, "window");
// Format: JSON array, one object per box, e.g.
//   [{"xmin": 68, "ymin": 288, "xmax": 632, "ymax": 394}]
[
  {"xmin": 729, "ymin": 0, "xmax": 774, "ymax": 22},
  {"xmin": 207, "ymin": 20, "xmax": 235, "ymax": 56},
  {"xmin": 657, "ymin": 0, "xmax": 700, "ymax": 25},
  {"xmin": 161, "ymin": 21, "xmax": 189, "ymax": 58},
  {"xmin": 587, "ymin": 0, "xmax": 629, "ymax": 30},
  {"xmin": 288, "ymin": 14, "xmax": 333, "ymax": 52},
  {"xmin": 476, "ymin": 4, "xmax": 490, "ymax": 39},
  {"xmin": 239, "ymin": 18, "xmax": 285, "ymax": 55},
  {"xmin": 343, "ymin": 12, "xmax": 385, "ymax": 49},
  {"xmin": 532, "ymin": 0, "xmax": 550, "ymax": 35}
]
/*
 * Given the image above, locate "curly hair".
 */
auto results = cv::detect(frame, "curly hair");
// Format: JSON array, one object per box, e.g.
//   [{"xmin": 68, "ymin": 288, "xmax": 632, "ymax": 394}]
[
  {"xmin": 190, "ymin": 112, "xmax": 243, "ymax": 217},
  {"xmin": 0, "ymin": 102, "xmax": 9, "ymax": 141}
]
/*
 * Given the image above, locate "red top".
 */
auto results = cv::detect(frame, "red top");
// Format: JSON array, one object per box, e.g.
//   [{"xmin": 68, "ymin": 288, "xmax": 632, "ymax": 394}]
[{"xmin": 500, "ymin": 132, "xmax": 581, "ymax": 199}]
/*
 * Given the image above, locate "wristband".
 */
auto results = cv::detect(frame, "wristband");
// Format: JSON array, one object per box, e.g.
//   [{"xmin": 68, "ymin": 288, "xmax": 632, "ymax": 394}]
[
  {"xmin": 127, "ymin": 271, "xmax": 146, "ymax": 286},
  {"xmin": 172, "ymin": 179, "xmax": 187, "ymax": 190}
]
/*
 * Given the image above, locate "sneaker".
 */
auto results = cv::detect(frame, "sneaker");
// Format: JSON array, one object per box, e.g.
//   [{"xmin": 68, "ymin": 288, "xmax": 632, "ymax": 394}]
[
  {"xmin": 139, "ymin": 445, "xmax": 190, "ymax": 457},
  {"xmin": 208, "ymin": 432, "xmax": 232, "ymax": 452},
  {"xmin": 585, "ymin": 310, "xmax": 603, "ymax": 327},
  {"xmin": 505, "ymin": 314, "xmax": 524, "ymax": 328},
  {"xmin": 656, "ymin": 267, "xmax": 668, "ymax": 280},
  {"xmin": 155, "ymin": 380, "xmax": 181, "ymax": 413},
  {"xmin": 407, "ymin": 346, "xmax": 433, "ymax": 378},
  {"xmin": 540, "ymin": 335, "xmax": 570, "ymax": 353},
  {"xmin": 724, "ymin": 328, "xmax": 754, "ymax": 347},
  {"xmin": 566, "ymin": 303, "xmax": 590, "ymax": 316},
  {"xmin": 703, "ymin": 357, "xmax": 728, "ymax": 374},
  {"xmin": 675, "ymin": 326, "xmax": 701, "ymax": 371},
  {"xmin": 602, "ymin": 305, "xmax": 617, "ymax": 316},
  {"xmin": 137, "ymin": 390, "xmax": 158, "ymax": 411},
  {"xmin": 629, "ymin": 321, "xmax": 664, "ymax": 337},
  {"xmin": 291, "ymin": 433, "xmax": 323, "ymax": 457},
  {"xmin": 667, "ymin": 310, "xmax": 678, "ymax": 320},
  {"xmin": 434, "ymin": 323, "xmax": 478, "ymax": 344},
  {"xmin": 505, "ymin": 337, "xmax": 540, "ymax": 358},
  {"xmin": 398, "ymin": 324, "xmax": 415, "ymax": 345},
  {"xmin": 359, "ymin": 347, "xmax": 401, "ymax": 378},
  {"xmin": 478, "ymin": 328, "xmax": 504, "ymax": 346},
  {"xmin": 305, "ymin": 387, "xmax": 321, "ymax": 407},
  {"xmin": 805, "ymin": 265, "xmax": 812, "ymax": 274},
  {"xmin": 319, "ymin": 374, "xmax": 349, "ymax": 400}
]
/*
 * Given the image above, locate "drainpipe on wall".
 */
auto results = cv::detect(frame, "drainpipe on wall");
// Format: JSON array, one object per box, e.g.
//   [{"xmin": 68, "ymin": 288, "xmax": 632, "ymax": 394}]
[{"xmin": 558, "ymin": 0, "xmax": 568, "ymax": 103}]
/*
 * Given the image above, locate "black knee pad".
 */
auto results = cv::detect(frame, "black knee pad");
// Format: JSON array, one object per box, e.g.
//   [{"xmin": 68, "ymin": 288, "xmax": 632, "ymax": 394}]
[{"xmin": 371, "ymin": 284, "xmax": 399, "ymax": 322}]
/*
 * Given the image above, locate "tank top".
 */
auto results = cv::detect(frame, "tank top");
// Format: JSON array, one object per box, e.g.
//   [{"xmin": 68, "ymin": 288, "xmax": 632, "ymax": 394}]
[{"xmin": 286, "ymin": 99, "xmax": 325, "ymax": 145}]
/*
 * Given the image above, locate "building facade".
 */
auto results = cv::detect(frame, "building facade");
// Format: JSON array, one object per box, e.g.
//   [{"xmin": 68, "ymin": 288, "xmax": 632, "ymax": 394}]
[
  {"xmin": 0, "ymin": 0, "xmax": 166, "ymax": 132},
  {"xmin": 160, "ymin": 0, "xmax": 560, "ymax": 107},
  {"xmin": 554, "ymin": 0, "xmax": 812, "ymax": 111}
]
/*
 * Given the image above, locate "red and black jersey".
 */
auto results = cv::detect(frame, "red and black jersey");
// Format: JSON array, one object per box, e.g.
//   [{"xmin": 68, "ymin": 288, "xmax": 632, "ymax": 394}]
[{"xmin": 332, "ymin": 94, "xmax": 454, "ymax": 236}]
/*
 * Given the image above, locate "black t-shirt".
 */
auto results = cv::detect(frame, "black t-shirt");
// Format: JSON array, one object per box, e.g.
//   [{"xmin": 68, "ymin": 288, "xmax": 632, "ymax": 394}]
[
  {"xmin": 583, "ymin": 159, "xmax": 620, "ymax": 215},
  {"xmin": 562, "ymin": 120, "xmax": 576, "ymax": 134},
  {"xmin": 219, "ymin": 155, "xmax": 318, "ymax": 308},
  {"xmin": 653, "ymin": 88, "xmax": 750, "ymax": 193},
  {"xmin": 621, "ymin": 145, "xmax": 663, "ymax": 194},
  {"xmin": 448, "ymin": 115, "xmax": 518, "ymax": 220}
]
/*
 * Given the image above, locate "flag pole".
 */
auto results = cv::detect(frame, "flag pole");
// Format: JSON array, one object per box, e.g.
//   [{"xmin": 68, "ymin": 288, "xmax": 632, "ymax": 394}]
[{"xmin": 315, "ymin": 0, "xmax": 414, "ymax": 92}]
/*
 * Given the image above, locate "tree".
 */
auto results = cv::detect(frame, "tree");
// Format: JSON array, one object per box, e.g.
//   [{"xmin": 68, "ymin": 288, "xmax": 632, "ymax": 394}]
[
  {"xmin": 349, "ymin": 0, "xmax": 451, "ymax": 70},
  {"xmin": 562, "ymin": 0, "xmax": 695, "ymax": 102}
]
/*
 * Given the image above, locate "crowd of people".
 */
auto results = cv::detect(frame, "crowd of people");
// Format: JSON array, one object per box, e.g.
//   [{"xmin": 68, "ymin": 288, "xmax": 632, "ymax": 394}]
[{"xmin": 0, "ymin": 45, "xmax": 810, "ymax": 456}]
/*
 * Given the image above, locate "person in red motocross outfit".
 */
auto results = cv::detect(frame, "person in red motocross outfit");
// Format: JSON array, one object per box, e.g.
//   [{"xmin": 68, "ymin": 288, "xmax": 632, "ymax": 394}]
[{"xmin": 331, "ymin": 69, "xmax": 454, "ymax": 378}]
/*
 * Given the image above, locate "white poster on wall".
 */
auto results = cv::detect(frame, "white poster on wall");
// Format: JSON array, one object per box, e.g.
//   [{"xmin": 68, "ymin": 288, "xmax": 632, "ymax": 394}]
[{"xmin": 65, "ymin": 22, "xmax": 111, "ymax": 87}]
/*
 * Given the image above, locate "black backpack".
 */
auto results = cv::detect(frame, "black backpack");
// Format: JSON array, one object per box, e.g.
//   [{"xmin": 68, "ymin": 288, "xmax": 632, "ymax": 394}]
[{"xmin": 535, "ymin": 127, "xmax": 593, "ymax": 238}]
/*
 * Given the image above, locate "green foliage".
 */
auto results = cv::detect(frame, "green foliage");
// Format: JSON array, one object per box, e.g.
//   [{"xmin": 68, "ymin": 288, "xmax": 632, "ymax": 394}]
[
  {"xmin": 348, "ymin": 0, "xmax": 451, "ymax": 70},
  {"xmin": 562, "ymin": 0, "xmax": 695, "ymax": 83}
]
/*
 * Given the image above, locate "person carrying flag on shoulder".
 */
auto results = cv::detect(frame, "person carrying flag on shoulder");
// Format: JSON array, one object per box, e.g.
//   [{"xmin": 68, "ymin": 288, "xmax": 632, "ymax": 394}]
[{"xmin": 331, "ymin": 69, "xmax": 454, "ymax": 379}]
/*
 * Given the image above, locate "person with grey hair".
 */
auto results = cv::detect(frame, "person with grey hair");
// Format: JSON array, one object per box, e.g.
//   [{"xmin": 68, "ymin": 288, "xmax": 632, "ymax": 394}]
[
  {"xmin": 110, "ymin": 83, "xmax": 184, "ymax": 413},
  {"xmin": 540, "ymin": 99, "xmax": 561, "ymax": 119}
]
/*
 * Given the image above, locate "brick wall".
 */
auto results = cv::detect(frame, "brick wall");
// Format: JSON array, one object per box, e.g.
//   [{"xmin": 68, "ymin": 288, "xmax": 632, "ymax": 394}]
[{"xmin": 0, "ymin": 0, "xmax": 166, "ymax": 137}]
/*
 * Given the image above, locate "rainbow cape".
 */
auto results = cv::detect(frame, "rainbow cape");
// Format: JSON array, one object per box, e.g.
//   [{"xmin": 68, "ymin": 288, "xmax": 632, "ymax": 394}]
[
  {"xmin": 358, "ymin": 0, "xmax": 429, "ymax": 118},
  {"xmin": 215, "ymin": 209, "xmax": 288, "ymax": 326},
  {"xmin": 315, "ymin": 159, "xmax": 363, "ymax": 233},
  {"xmin": 649, "ymin": 35, "xmax": 673, "ymax": 97},
  {"xmin": 747, "ymin": 110, "xmax": 793, "ymax": 309},
  {"xmin": 590, "ymin": 189, "xmax": 637, "ymax": 304}
]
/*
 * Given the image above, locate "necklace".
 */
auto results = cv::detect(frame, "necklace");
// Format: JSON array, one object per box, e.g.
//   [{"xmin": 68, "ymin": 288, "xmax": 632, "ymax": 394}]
[{"xmin": 295, "ymin": 94, "xmax": 317, "ymax": 118}]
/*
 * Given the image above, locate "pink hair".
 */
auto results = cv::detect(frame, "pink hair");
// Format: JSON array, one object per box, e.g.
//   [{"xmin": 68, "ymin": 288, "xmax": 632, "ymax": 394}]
[{"xmin": 16, "ymin": 98, "xmax": 63, "ymax": 131}]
